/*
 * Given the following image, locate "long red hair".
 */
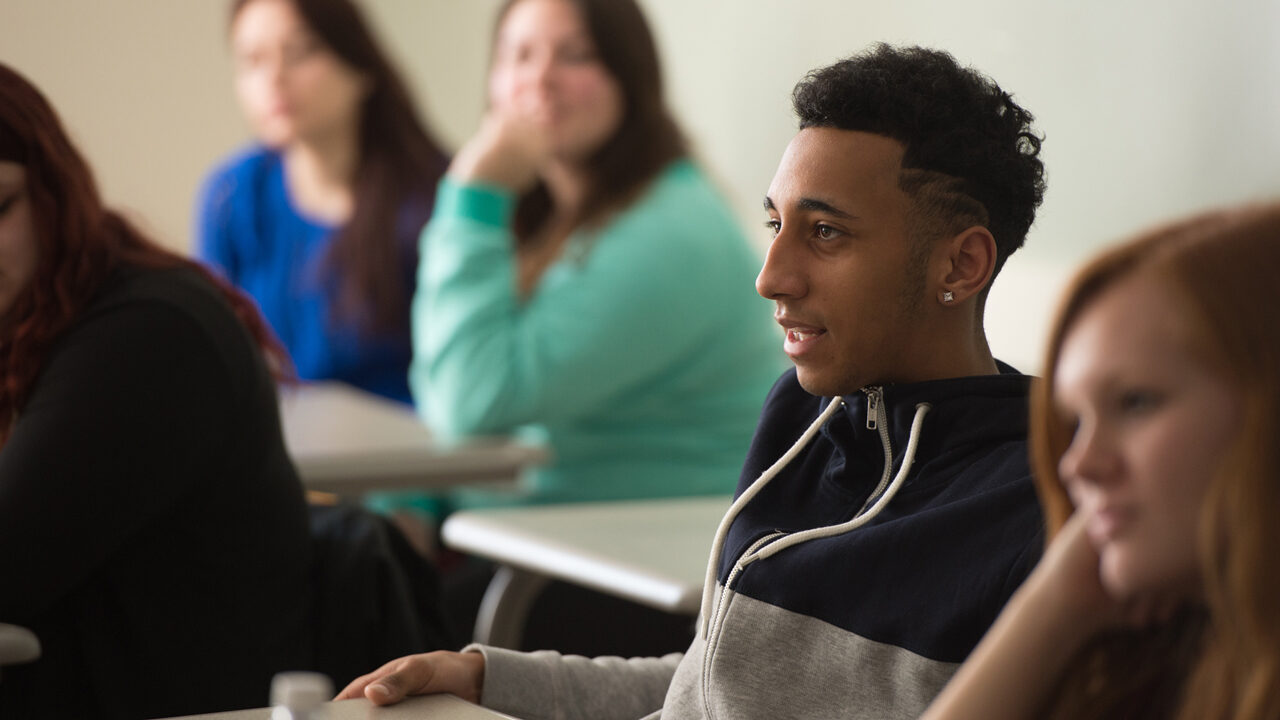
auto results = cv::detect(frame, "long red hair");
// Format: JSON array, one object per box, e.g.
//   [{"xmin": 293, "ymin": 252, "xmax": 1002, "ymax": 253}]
[
  {"xmin": 1030, "ymin": 201, "xmax": 1280, "ymax": 719},
  {"xmin": 0, "ymin": 63, "xmax": 289, "ymax": 443}
]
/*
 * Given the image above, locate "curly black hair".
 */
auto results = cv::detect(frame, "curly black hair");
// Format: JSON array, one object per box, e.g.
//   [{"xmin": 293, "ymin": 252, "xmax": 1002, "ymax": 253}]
[{"xmin": 792, "ymin": 44, "xmax": 1046, "ymax": 280}]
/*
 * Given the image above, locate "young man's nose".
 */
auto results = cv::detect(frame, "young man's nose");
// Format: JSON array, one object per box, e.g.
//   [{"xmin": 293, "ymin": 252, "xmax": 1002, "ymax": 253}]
[{"xmin": 756, "ymin": 232, "xmax": 807, "ymax": 300}]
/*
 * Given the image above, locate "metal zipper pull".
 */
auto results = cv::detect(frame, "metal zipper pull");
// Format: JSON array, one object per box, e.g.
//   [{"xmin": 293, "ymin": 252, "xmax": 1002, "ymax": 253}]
[{"xmin": 866, "ymin": 387, "xmax": 881, "ymax": 430}]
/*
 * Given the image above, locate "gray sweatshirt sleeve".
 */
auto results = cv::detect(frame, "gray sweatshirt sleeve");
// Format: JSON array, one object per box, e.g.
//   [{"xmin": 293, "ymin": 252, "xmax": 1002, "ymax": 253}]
[{"xmin": 467, "ymin": 644, "xmax": 681, "ymax": 720}]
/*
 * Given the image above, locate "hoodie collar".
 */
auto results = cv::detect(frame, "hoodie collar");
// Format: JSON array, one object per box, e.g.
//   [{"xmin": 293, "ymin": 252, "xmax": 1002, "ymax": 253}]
[{"xmin": 819, "ymin": 362, "xmax": 1032, "ymax": 467}]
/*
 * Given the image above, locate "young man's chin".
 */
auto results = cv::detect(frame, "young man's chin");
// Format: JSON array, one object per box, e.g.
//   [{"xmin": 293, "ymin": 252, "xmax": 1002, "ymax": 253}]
[{"xmin": 794, "ymin": 366, "xmax": 846, "ymax": 399}]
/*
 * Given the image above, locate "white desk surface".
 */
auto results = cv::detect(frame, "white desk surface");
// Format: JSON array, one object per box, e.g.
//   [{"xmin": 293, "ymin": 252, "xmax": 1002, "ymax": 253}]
[
  {"xmin": 442, "ymin": 495, "xmax": 731, "ymax": 615},
  {"xmin": 279, "ymin": 382, "xmax": 548, "ymax": 495},
  {"xmin": 158, "ymin": 694, "xmax": 516, "ymax": 719}
]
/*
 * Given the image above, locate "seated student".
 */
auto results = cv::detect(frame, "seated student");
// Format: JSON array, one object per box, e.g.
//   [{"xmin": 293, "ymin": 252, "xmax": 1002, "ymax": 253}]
[
  {"xmin": 198, "ymin": 0, "xmax": 448, "ymax": 405},
  {"xmin": 411, "ymin": 0, "xmax": 783, "ymax": 508},
  {"xmin": 920, "ymin": 203, "xmax": 1280, "ymax": 720},
  {"xmin": 336, "ymin": 44, "xmax": 1048, "ymax": 719},
  {"xmin": 0, "ymin": 64, "xmax": 312, "ymax": 718}
]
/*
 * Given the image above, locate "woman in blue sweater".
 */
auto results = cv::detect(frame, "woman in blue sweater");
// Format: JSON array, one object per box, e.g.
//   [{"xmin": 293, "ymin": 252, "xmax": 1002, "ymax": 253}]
[
  {"xmin": 197, "ymin": 0, "xmax": 447, "ymax": 404},
  {"xmin": 414, "ymin": 0, "xmax": 782, "ymax": 507}
]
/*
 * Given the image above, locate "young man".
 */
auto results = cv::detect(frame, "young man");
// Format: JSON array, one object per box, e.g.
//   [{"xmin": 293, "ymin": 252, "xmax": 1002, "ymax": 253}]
[{"xmin": 338, "ymin": 44, "xmax": 1048, "ymax": 720}]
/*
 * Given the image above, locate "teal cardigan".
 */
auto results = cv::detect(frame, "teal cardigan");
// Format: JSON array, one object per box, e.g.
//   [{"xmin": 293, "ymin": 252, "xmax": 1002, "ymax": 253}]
[{"xmin": 410, "ymin": 161, "xmax": 784, "ymax": 506}]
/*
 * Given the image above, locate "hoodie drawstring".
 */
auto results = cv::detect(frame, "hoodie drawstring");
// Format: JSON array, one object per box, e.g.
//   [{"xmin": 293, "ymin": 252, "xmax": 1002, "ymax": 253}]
[{"xmin": 698, "ymin": 397, "xmax": 932, "ymax": 638}]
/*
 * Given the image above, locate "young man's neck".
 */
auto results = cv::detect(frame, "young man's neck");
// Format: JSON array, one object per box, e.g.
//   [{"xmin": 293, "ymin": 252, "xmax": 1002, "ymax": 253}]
[
  {"xmin": 934, "ymin": 333, "xmax": 1000, "ymax": 378},
  {"xmin": 890, "ymin": 322, "xmax": 1001, "ymax": 385}
]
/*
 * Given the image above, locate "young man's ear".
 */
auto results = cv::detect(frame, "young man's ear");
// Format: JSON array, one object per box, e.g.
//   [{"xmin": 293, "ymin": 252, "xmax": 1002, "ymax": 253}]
[{"xmin": 934, "ymin": 226, "xmax": 996, "ymax": 306}]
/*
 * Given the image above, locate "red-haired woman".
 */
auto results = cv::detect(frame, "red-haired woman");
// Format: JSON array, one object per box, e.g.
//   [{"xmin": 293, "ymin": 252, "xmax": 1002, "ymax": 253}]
[
  {"xmin": 0, "ymin": 63, "xmax": 311, "ymax": 719},
  {"xmin": 922, "ymin": 202, "xmax": 1280, "ymax": 720}
]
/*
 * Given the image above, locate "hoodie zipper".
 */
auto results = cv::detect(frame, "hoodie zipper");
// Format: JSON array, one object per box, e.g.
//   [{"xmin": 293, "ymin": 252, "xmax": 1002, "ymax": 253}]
[
  {"xmin": 857, "ymin": 386, "xmax": 894, "ymax": 516},
  {"xmin": 701, "ymin": 530, "xmax": 785, "ymax": 719},
  {"xmin": 697, "ymin": 390, "xmax": 902, "ymax": 718}
]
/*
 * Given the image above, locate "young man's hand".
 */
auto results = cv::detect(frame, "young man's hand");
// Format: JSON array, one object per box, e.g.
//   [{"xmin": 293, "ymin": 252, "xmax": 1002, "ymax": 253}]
[{"xmin": 335, "ymin": 650, "xmax": 486, "ymax": 706}]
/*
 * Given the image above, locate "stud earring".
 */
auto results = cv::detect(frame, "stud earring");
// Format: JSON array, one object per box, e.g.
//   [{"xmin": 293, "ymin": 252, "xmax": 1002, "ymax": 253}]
[{"xmin": 942, "ymin": 291, "xmax": 955, "ymax": 303}]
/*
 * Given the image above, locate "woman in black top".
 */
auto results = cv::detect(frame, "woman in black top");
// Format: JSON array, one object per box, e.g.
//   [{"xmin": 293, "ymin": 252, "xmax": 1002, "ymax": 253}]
[{"xmin": 0, "ymin": 63, "xmax": 312, "ymax": 718}]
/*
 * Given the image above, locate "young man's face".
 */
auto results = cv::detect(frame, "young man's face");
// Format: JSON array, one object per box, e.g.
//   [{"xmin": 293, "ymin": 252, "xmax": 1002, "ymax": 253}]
[{"xmin": 757, "ymin": 128, "xmax": 931, "ymax": 397}]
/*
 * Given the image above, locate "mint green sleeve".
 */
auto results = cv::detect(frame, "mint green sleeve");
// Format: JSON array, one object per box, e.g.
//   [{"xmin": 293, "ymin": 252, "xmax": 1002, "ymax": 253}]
[{"xmin": 410, "ymin": 171, "xmax": 753, "ymax": 438}]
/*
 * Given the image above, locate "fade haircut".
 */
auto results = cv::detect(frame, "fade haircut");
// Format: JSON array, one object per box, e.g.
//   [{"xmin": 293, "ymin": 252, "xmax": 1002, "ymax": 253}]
[{"xmin": 792, "ymin": 44, "xmax": 1046, "ymax": 284}]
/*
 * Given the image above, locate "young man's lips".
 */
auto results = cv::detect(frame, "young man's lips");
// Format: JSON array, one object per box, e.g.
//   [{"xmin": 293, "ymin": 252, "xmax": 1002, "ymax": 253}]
[
  {"xmin": 786, "ymin": 328, "xmax": 824, "ymax": 342},
  {"xmin": 781, "ymin": 325, "xmax": 827, "ymax": 356}
]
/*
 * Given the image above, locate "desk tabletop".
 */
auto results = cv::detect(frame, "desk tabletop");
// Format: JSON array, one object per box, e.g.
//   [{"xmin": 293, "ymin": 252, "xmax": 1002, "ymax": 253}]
[
  {"xmin": 442, "ymin": 495, "xmax": 731, "ymax": 614},
  {"xmin": 158, "ymin": 694, "xmax": 516, "ymax": 719},
  {"xmin": 279, "ymin": 382, "xmax": 548, "ymax": 495}
]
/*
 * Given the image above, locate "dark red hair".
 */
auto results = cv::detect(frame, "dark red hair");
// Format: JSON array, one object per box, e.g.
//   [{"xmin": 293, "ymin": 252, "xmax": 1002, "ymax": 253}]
[{"xmin": 0, "ymin": 62, "xmax": 290, "ymax": 443}]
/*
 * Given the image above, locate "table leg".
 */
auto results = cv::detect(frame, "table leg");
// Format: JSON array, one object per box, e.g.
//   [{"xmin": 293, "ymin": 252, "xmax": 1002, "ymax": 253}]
[{"xmin": 472, "ymin": 566, "xmax": 551, "ymax": 649}]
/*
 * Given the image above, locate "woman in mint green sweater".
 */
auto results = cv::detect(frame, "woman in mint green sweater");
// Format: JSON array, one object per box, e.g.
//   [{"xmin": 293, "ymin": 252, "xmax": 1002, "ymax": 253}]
[{"xmin": 410, "ymin": 0, "xmax": 782, "ymax": 506}]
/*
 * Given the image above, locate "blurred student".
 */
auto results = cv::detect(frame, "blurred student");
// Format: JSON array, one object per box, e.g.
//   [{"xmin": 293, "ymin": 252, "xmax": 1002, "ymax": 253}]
[
  {"xmin": 198, "ymin": 0, "xmax": 447, "ymax": 404},
  {"xmin": 0, "ymin": 63, "xmax": 311, "ymax": 719},
  {"xmin": 922, "ymin": 202, "xmax": 1280, "ymax": 720},
  {"xmin": 336, "ymin": 44, "xmax": 1049, "ymax": 719},
  {"xmin": 411, "ymin": 0, "xmax": 782, "ymax": 508}
]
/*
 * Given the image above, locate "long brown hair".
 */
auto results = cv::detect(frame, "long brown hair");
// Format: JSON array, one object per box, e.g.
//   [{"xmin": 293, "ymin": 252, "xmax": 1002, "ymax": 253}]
[
  {"xmin": 493, "ymin": 0, "xmax": 688, "ymax": 241},
  {"xmin": 1029, "ymin": 202, "xmax": 1280, "ymax": 719},
  {"xmin": 0, "ymin": 63, "xmax": 289, "ymax": 443},
  {"xmin": 230, "ymin": 0, "xmax": 448, "ymax": 333}
]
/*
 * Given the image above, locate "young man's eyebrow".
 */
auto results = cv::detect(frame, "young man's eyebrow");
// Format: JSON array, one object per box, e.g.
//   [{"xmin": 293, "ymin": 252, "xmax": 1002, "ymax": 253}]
[
  {"xmin": 798, "ymin": 197, "xmax": 857, "ymax": 219},
  {"xmin": 763, "ymin": 196, "xmax": 857, "ymax": 220}
]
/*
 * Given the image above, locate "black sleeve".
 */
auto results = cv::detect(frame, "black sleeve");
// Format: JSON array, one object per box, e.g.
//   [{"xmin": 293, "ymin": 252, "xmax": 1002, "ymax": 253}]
[{"xmin": 0, "ymin": 299, "xmax": 238, "ymax": 621}]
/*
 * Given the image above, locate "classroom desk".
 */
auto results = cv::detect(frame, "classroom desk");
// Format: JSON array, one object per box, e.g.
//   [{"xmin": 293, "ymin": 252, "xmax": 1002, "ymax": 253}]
[
  {"xmin": 441, "ymin": 495, "xmax": 731, "ymax": 648},
  {"xmin": 157, "ymin": 694, "xmax": 516, "ymax": 719},
  {"xmin": 279, "ymin": 382, "xmax": 549, "ymax": 496}
]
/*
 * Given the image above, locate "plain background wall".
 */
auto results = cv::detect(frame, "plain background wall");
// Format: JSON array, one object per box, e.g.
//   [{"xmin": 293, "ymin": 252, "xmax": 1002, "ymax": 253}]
[{"xmin": 3, "ymin": 0, "xmax": 1278, "ymax": 371}]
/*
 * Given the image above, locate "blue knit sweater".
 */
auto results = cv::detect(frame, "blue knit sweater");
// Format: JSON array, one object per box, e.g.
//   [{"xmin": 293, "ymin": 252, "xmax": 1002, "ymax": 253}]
[{"xmin": 196, "ymin": 146, "xmax": 431, "ymax": 404}]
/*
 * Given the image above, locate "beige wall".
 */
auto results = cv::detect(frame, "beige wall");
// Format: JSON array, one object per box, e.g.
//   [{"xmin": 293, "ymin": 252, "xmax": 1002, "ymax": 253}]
[{"xmin": 3, "ymin": 0, "xmax": 1278, "ymax": 370}]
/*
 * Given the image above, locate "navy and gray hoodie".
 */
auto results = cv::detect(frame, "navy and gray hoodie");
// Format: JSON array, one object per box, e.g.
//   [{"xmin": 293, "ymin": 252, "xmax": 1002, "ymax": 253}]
[{"xmin": 471, "ymin": 365, "xmax": 1044, "ymax": 720}]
